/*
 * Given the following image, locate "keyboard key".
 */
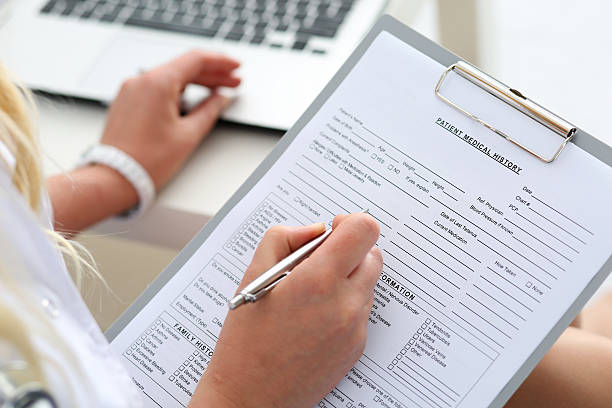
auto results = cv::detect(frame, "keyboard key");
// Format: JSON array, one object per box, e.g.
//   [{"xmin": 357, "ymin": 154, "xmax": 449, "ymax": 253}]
[
  {"xmin": 100, "ymin": 4, "xmax": 125, "ymax": 22},
  {"xmin": 292, "ymin": 37, "xmax": 308, "ymax": 50},
  {"xmin": 126, "ymin": 14, "xmax": 218, "ymax": 37},
  {"xmin": 225, "ymin": 32, "xmax": 243, "ymax": 41},
  {"xmin": 60, "ymin": 2, "xmax": 77, "ymax": 16},
  {"xmin": 40, "ymin": 0, "xmax": 58, "ymax": 14},
  {"xmin": 250, "ymin": 35, "xmax": 265, "ymax": 44},
  {"xmin": 297, "ymin": 25, "xmax": 335, "ymax": 38}
]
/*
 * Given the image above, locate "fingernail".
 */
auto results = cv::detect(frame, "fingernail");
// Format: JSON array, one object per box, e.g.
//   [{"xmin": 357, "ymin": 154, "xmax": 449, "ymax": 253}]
[
  {"xmin": 294, "ymin": 223, "xmax": 325, "ymax": 232},
  {"xmin": 309, "ymin": 222, "xmax": 326, "ymax": 233}
]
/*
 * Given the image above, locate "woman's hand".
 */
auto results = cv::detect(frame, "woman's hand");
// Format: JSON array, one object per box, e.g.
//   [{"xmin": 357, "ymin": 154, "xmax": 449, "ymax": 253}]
[
  {"xmin": 190, "ymin": 212, "xmax": 382, "ymax": 408},
  {"xmin": 100, "ymin": 50, "xmax": 241, "ymax": 190},
  {"xmin": 49, "ymin": 51, "xmax": 240, "ymax": 233}
]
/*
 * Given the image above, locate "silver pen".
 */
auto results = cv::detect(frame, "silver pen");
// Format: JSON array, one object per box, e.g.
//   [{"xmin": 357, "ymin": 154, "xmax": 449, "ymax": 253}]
[{"xmin": 228, "ymin": 210, "xmax": 368, "ymax": 310}]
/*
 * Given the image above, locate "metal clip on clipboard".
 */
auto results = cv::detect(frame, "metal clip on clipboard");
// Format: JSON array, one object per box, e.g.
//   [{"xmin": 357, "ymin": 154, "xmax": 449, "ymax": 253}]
[{"xmin": 435, "ymin": 61, "xmax": 576, "ymax": 163}]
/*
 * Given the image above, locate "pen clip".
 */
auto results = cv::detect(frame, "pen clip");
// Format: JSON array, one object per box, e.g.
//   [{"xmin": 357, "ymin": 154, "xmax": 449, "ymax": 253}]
[{"xmin": 243, "ymin": 272, "xmax": 290, "ymax": 302}]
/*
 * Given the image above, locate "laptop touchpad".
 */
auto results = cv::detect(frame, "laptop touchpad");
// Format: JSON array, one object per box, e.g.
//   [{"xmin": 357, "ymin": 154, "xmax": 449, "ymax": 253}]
[{"xmin": 79, "ymin": 35, "xmax": 193, "ymax": 101}]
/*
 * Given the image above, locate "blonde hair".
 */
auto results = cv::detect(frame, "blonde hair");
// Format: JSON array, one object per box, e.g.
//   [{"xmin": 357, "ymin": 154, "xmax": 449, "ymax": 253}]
[
  {"xmin": 0, "ymin": 65, "xmax": 42, "ymax": 211},
  {"xmin": 0, "ymin": 64, "xmax": 100, "ymax": 401}
]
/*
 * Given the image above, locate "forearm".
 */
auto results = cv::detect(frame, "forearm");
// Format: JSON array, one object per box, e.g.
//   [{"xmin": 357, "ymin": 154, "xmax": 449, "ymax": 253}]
[
  {"xmin": 47, "ymin": 164, "xmax": 139, "ymax": 235},
  {"xmin": 506, "ymin": 327, "xmax": 612, "ymax": 408}
]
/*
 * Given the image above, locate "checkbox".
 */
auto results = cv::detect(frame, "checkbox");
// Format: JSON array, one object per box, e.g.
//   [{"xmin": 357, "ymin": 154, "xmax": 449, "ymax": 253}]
[
  {"xmin": 374, "ymin": 396, "xmax": 381, "ymax": 402},
  {"xmin": 417, "ymin": 328, "xmax": 423, "ymax": 334},
  {"xmin": 346, "ymin": 403, "xmax": 353, "ymax": 408},
  {"xmin": 387, "ymin": 364, "xmax": 394, "ymax": 370},
  {"xmin": 174, "ymin": 370, "xmax": 179, "ymax": 376},
  {"xmin": 400, "ymin": 348, "xmax": 407, "ymax": 354},
  {"xmin": 136, "ymin": 339, "xmax": 141, "ymax": 344},
  {"xmin": 169, "ymin": 375, "xmax": 175, "ymax": 381},
  {"xmin": 396, "ymin": 354, "xmax": 402, "ymax": 360},
  {"xmin": 318, "ymin": 403, "xmax": 325, "ymax": 408},
  {"xmin": 409, "ymin": 339, "xmax": 415, "ymax": 345},
  {"xmin": 526, "ymin": 281, "xmax": 533, "ymax": 288},
  {"xmin": 146, "ymin": 330, "xmax": 151, "ymax": 335},
  {"xmin": 426, "ymin": 318, "xmax": 431, "ymax": 324},
  {"xmin": 421, "ymin": 323, "xmax": 427, "ymax": 329},
  {"xmin": 193, "ymin": 351, "xmax": 199, "ymax": 356},
  {"xmin": 392, "ymin": 359, "xmax": 398, "ymax": 365},
  {"xmin": 179, "ymin": 365, "xmax": 185, "ymax": 371},
  {"xmin": 213, "ymin": 317, "xmax": 218, "ymax": 324},
  {"xmin": 189, "ymin": 356, "xmax": 194, "ymax": 361},
  {"xmin": 413, "ymin": 334, "xmax": 418, "ymax": 339},
  {"xmin": 156, "ymin": 320, "xmax": 161, "ymax": 325},
  {"xmin": 184, "ymin": 360, "xmax": 190, "ymax": 366},
  {"xmin": 131, "ymin": 344, "xmax": 136, "ymax": 349},
  {"xmin": 126, "ymin": 350, "xmax": 132, "ymax": 355},
  {"xmin": 140, "ymin": 335, "xmax": 145, "ymax": 340}
]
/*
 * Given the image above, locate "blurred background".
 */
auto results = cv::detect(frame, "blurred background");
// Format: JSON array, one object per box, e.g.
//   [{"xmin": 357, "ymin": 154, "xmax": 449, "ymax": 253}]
[{"xmin": 1, "ymin": 0, "xmax": 610, "ymax": 330}]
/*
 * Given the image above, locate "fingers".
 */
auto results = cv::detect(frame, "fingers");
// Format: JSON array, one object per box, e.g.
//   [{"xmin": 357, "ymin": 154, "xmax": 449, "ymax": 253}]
[
  {"xmin": 238, "ymin": 223, "xmax": 327, "ymax": 290},
  {"xmin": 332, "ymin": 214, "xmax": 349, "ymax": 229},
  {"xmin": 195, "ymin": 74, "xmax": 241, "ymax": 88},
  {"xmin": 182, "ymin": 92, "xmax": 232, "ymax": 136},
  {"xmin": 330, "ymin": 211, "xmax": 368, "ymax": 228},
  {"xmin": 150, "ymin": 50, "xmax": 241, "ymax": 89},
  {"xmin": 306, "ymin": 212, "xmax": 380, "ymax": 280}
]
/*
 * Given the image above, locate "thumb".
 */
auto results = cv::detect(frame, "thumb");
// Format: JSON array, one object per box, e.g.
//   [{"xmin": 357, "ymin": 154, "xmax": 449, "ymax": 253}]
[{"xmin": 183, "ymin": 93, "xmax": 232, "ymax": 139}]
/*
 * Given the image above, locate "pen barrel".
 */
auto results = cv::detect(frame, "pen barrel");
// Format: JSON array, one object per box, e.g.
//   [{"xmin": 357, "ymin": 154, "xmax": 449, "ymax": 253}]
[{"xmin": 236, "ymin": 227, "xmax": 333, "ymax": 304}]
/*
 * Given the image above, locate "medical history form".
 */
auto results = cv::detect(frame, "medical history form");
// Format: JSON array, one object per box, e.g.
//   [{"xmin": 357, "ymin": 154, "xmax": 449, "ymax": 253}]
[{"xmin": 108, "ymin": 16, "xmax": 612, "ymax": 408}]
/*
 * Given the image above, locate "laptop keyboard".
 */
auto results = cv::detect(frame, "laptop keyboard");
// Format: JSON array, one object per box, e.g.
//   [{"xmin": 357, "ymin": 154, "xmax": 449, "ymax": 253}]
[{"xmin": 40, "ymin": 0, "xmax": 357, "ymax": 54}]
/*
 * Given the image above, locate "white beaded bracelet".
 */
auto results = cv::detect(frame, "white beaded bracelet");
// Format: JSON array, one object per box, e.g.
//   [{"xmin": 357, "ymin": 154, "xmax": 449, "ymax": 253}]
[{"xmin": 77, "ymin": 144, "xmax": 156, "ymax": 218}]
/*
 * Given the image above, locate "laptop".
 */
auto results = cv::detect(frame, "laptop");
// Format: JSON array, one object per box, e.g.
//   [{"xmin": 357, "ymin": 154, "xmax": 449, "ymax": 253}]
[{"xmin": 0, "ymin": 0, "xmax": 387, "ymax": 130}]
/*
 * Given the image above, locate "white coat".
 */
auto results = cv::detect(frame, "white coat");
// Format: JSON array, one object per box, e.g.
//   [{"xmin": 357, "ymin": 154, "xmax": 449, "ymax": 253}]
[{"xmin": 0, "ymin": 142, "xmax": 142, "ymax": 407}]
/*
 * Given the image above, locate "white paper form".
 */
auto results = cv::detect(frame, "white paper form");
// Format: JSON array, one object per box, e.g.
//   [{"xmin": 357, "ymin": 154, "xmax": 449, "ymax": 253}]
[{"xmin": 110, "ymin": 31, "xmax": 612, "ymax": 408}]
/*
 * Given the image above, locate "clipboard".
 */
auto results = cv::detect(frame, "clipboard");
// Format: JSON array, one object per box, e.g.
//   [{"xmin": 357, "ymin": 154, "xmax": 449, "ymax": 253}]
[{"xmin": 107, "ymin": 15, "xmax": 612, "ymax": 408}]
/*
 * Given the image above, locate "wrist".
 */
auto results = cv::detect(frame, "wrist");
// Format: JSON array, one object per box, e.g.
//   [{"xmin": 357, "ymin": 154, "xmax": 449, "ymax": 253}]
[
  {"xmin": 76, "ymin": 164, "xmax": 139, "ymax": 212},
  {"xmin": 47, "ymin": 163, "xmax": 140, "ymax": 234},
  {"xmin": 77, "ymin": 144, "xmax": 156, "ymax": 218}
]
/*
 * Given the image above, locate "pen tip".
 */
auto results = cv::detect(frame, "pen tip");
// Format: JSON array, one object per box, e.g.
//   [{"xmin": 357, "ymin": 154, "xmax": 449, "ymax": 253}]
[
  {"xmin": 362, "ymin": 208, "xmax": 369, "ymax": 214},
  {"xmin": 228, "ymin": 294, "xmax": 245, "ymax": 310}
]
